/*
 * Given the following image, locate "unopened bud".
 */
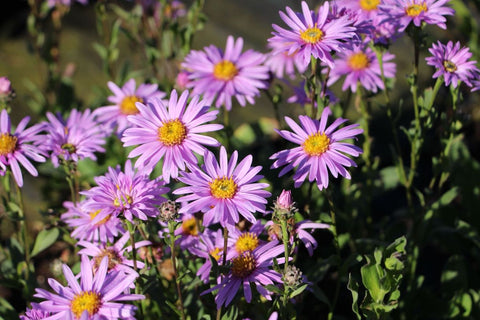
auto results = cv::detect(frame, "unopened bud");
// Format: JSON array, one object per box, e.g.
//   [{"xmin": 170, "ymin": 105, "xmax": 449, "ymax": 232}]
[{"xmin": 0, "ymin": 77, "xmax": 12, "ymax": 96}]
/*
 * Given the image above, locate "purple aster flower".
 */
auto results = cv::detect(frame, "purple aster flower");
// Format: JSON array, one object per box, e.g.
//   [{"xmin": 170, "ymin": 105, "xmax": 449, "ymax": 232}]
[
  {"xmin": 47, "ymin": 0, "xmax": 88, "ymax": 8},
  {"xmin": 81, "ymin": 160, "xmax": 169, "ymax": 222},
  {"xmin": 78, "ymin": 232, "xmax": 151, "ymax": 274},
  {"xmin": 327, "ymin": 42, "xmax": 396, "ymax": 93},
  {"xmin": 42, "ymin": 109, "xmax": 105, "ymax": 168},
  {"xmin": 121, "ymin": 89, "xmax": 222, "ymax": 182},
  {"xmin": 94, "ymin": 78, "xmax": 166, "ymax": 136},
  {"xmin": 202, "ymin": 240, "xmax": 284, "ymax": 308},
  {"xmin": 181, "ymin": 36, "xmax": 270, "ymax": 110},
  {"xmin": 61, "ymin": 199, "xmax": 124, "ymax": 244},
  {"xmin": 174, "ymin": 146, "xmax": 271, "ymax": 231},
  {"xmin": 269, "ymin": 1, "xmax": 357, "ymax": 69},
  {"xmin": 336, "ymin": 0, "xmax": 384, "ymax": 19},
  {"xmin": 0, "ymin": 109, "xmax": 45, "ymax": 187},
  {"xmin": 173, "ymin": 213, "xmax": 201, "ymax": 250},
  {"xmin": 265, "ymin": 40, "xmax": 308, "ymax": 79},
  {"xmin": 226, "ymin": 220, "xmax": 266, "ymax": 259},
  {"xmin": 270, "ymin": 108, "xmax": 363, "ymax": 190},
  {"xmin": 425, "ymin": 41, "xmax": 480, "ymax": 88},
  {"xmin": 20, "ymin": 302, "xmax": 50, "ymax": 320},
  {"xmin": 380, "ymin": 0, "xmax": 454, "ymax": 32},
  {"xmin": 34, "ymin": 255, "xmax": 144, "ymax": 319},
  {"xmin": 286, "ymin": 79, "xmax": 338, "ymax": 107},
  {"xmin": 189, "ymin": 228, "xmax": 225, "ymax": 283}
]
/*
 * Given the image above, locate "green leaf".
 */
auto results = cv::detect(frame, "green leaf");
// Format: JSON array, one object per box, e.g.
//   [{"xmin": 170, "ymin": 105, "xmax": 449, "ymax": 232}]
[
  {"xmin": 264, "ymin": 284, "xmax": 283, "ymax": 295},
  {"xmin": 361, "ymin": 259, "xmax": 386, "ymax": 303},
  {"xmin": 290, "ymin": 283, "xmax": 308, "ymax": 298},
  {"xmin": 30, "ymin": 228, "xmax": 59, "ymax": 258},
  {"xmin": 347, "ymin": 274, "xmax": 362, "ymax": 320}
]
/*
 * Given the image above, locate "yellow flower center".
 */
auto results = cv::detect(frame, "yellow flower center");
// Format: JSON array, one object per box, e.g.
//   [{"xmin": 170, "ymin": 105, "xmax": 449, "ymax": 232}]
[
  {"xmin": 89, "ymin": 210, "xmax": 111, "ymax": 226},
  {"xmin": 213, "ymin": 60, "xmax": 238, "ymax": 81},
  {"xmin": 158, "ymin": 119, "xmax": 187, "ymax": 146},
  {"xmin": 93, "ymin": 248, "xmax": 123, "ymax": 271},
  {"xmin": 70, "ymin": 291, "xmax": 102, "ymax": 319},
  {"xmin": 300, "ymin": 25, "xmax": 324, "ymax": 44},
  {"xmin": 113, "ymin": 195, "xmax": 133, "ymax": 208},
  {"xmin": 209, "ymin": 247, "xmax": 222, "ymax": 261},
  {"xmin": 0, "ymin": 133, "xmax": 17, "ymax": 156},
  {"xmin": 406, "ymin": 3, "xmax": 427, "ymax": 16},
  {"xmin": 61, "ymin": 143, "xmax": 77, "ymax": 154},
  {"xmin": 120, "ymin": 95, "xmax": 143, "ymax": 115},
  {"xmin": 235, "ymin": 232, "xmax": 259, "ymax": 254},
  {"xmin": 359, "ymin": 0, "xmax": 380, "ymax": 11},
  {"xmin": 231, "ymin": 251, "xmax": 256, "ymax": 278},
  {"xmin": 209, "ymin": 176, "xmax": 238, "ymax": 199},
  {"xmin": 443, "ymin": 60, "xmax": 457, "ymax": 72},
  {"xmin": 182, "ymin": 217, "xmax": 198, "ymax": 236},
  {"xmin": 302, "ymin": 133, "xmax": 330, "ymax": 156},
  {"xmin": 348, "ymin": 52, "xmax": 370, "ymax": 71}
]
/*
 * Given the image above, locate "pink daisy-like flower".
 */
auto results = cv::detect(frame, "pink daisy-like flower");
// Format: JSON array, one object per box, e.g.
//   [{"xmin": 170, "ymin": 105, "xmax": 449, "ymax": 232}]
[
  {"xmin": 269, "ymin": 1, "xmax": 357, "ymax": 69},
  {"xmin": 34, "ymin": 255, "xmax": 144, "ymax": 319},
  {"xmin": 226, "ymin": 220, "xmax": 266, "ymax": 259},
  {"xmin": 41, "ymin": 109, "xmax": 105, "ymax": 168},
  {"xmin": 81, "ymin": 160, "xmax": 169, "ymax": 222},
  {"xmin": 202, "ymin": 240, "xmax": 284, "ymax": 308},
  {"xmin": 20, "ymin": 302, "xmax": 50, "ymax": 320},
  {"xmin": 173, "ymin": 213, "xmax": 201, "ymax": 250},
  {"xmin": 327, "ymin": 42, "xmax": 396, "ymax": 93},
  {"xmin": 265, "ymin": 40, "xmax": 308, "ymax": 79},
  {"xmin": 174, "ymin": 146, "xmax": 271, "ymax": 231},
  {"xmin": 270, "ymin": 107, "xmax": 363, "ymax": 190},
  {"xmin": 336, "ymin": 0, "xmax": 384, "ymax": 19},
  {"xmin": 189, "ymin": 228, "xmax": 225, "ymax": 283},
  {"xmin": 61, "ymin": 200, "xmax": 124, "ymax": 244},
  {"xmin": 0, "ymin": 109, "xmax": 45, "ymax": 187},
  {"xmin": 78, "ymin": 232, "xmax": 151, "ymax": 274},
  {"xmin": 121, "ymin": 89, "xmax": 222, "ymax": 182},
  {"xmin": 380, "ymin": 0, "xmax": 454, "ymax": 32},
  {"xmin": 181, "ymin": 36, "xmax": 270, "ymax": 110},
  {"xmin": 47, "ymin": 0, "xmax": 88, "ymax": 8},
  {"xmin": 94, "ymin": 79, "xmax": 166, "ymax": 136},
  {"xmin": 425, "ymin": 41, "xmax": 480, "ymax": 88}
]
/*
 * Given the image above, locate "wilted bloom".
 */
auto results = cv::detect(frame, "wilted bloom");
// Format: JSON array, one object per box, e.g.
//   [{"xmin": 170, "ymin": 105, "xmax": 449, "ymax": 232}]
[
  {"xmin": 327, "ymin": 42, "xmax": 396, "ymax": 93},
  {"xmin": 182, "ymin": 36, "xmax": 270, "ymax": 110},
  {"xmin": 380, "ymin": 0, "xmax": 454, "ymax": 32},
  {"xmin": 81, "ymin": 160, "xmax": 169, "ymax": 221},
  {"xmin": 283, "ymin": 265, "xmax": 303, "ymax": 287},
  {"xmin": 42, "ymin": 109, "xmax": 105, "ymax": 168},
  {"xmin": 78, "ymin": 232, "xmax": 151, "ymax": 274},
  {"xmin": 269, "ymin": 1, "xmax": 356, "ymax": 69},
  {"xmin": 174, "ymin": 146, "xmax": 271, "ymax": 231},
  {"xmin": 189, "ymin": 228, "xmax": 225, "ymax": 283},
  {"xmin": 94, "ymin": 78, "xmax": 166, "ymax": 136},
  {"xmin": 270, "ymin": 108, "xmax": 363, "ymax": 190},
  {"xmin": 0, "ymin": 109, "xmax": 45, "ymax": 187},
  {"xmin": 425, "ymin": 41, "xmax": 480, "ymax": 88},
  {"xmin": 159, "ymin": 200, "xmax": 180, "ymax": 222},
  {"xmin": 122, "ymin": 89, "xmax": 222, "ymax": 182},
  {"xmin": 61, "ymin": 199, "xmax": 124, "ymax": 244},
  {"xmin": 202, "ymin": 241, "xmax": 284, "ymax": 308},
  {"xmin": 34, "ymin": 255, "xmax": 144, "ymax": 319}
]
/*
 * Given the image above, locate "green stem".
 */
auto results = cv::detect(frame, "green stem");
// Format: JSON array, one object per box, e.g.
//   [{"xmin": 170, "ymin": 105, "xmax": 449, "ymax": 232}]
[
  {"xmin": 280, "ymin": 218, "xmax": 290, "ymax": 274},
  {"xmin": 326, "ymin": 191, "xmax": 341, "ymax": 320},
  {"xmin": 168, "ymin": 220, "xmax": 186, "ymax": 320}
]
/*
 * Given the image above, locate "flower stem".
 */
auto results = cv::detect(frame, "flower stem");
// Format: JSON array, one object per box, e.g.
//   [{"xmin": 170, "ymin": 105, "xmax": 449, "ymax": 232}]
[
  {"xmin": 280, "ymin": 218, "xmax": 290, "ymax": 274},
  {"xmin": 326, "ymin": 191, "xmax": 341, "ymax": 320},
  {"xmin": 168, "ymin": 220, "xmax": 186, "ymax": 320}
]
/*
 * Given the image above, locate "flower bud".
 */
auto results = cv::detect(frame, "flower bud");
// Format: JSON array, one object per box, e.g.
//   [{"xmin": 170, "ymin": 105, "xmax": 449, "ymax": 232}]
[
  {"xmin": 276, "ymin": 189, "xmax": 292, "ymax": 210},
  {"xmin": 0, "ymin": 77, "xmax": 12, "ymax": 96}
]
